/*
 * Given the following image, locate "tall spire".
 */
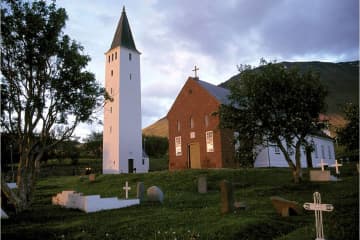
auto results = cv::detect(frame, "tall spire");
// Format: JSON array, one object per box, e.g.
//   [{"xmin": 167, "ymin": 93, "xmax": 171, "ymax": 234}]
[{"xmin": 110, "ymin": 6, "xmax": 139, "ymax": 53}]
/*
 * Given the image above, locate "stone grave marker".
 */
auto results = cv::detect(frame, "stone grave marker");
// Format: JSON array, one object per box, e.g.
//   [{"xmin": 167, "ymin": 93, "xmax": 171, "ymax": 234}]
[
  {"xmin": 89, "ymin": 174, "xmax": 96, "ymax": 182},
  {"xmin": 220, "ymin": 180, "xmax": 234, "ymax": 214},
  {"xmin": 270, "ymin": 196, "xmax": 303, "ymax": 217},
  {"xmin": 330, "ymin": 160, "xmax": 342, "ymax": 176},
  {"xmin": 303, "ymin": 192, "xmax": 334, "ymax": 240},
  {"xmin": 146, "ymin": 186, "xmax": 164, "ymax": 203},
  {"xmin": 136, "ymin": 182, "xmax": 145, "ymax": 202},
  {"xmin": 317, "ymin": 159, "xmax": 328, "ymax": 171},
  {"xmin": 123, "ymin": 181, "xmax": 131, "ymax": 199},
  {"xmin": 310, "ymin": 170, "xmax": 331, "ymax": 182},
  {"xmin": 197, "ymin": 175, "xmax": 207, "ymax": 194}
]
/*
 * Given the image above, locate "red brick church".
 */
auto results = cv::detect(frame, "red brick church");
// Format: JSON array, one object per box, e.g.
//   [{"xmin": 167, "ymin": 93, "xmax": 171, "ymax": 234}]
[{"xmin": 167, "ymin": 77, "xmax": 236, "ymax": 170}]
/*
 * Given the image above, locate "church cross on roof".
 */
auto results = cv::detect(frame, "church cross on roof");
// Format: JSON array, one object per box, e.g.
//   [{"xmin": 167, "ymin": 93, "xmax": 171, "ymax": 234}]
[{"xmin": 110, "ymin": 6, "xmax": 140, "ymax": 53}]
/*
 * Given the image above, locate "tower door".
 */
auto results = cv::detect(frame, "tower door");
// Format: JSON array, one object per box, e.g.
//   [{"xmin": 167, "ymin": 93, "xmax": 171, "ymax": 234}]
[
  {"xmin": 188, "ymin": 143, "xmax": 201, "ymax": 169},
  {"xmin": 128, "ymin": 159, "xmax": 134, "ymax": 173}
]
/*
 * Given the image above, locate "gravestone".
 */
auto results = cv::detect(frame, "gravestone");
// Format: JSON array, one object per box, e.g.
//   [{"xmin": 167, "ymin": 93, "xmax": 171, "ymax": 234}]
[
  {"xmin": 123, "ymin": 181, "xmax": 131, "ymax": 199},
  {"xmin": 270, "ymin": 196, "xmax": 303, "ymax": 217},
  {"xmin": 89, "ymin": 174, "xmax": 96, "ymax": 182},
  {"xmin": 136, "ymin": 182, "xmax": 145, "ymax": 202},
  {"xmin": 220, "ymin": 180, "xmax": 234, "ymax": 214},
  {"xmin": 197, "ymin": 175, "xmax": 207, "ymax": 194},
  {"xmin": 310, "ymin": 170, "xmax": 331, "ymax": 182},
  {"xmin": 303, "ymin": 192, "xmax": 334, "ymax": 240},
  {"xmin": 146, "ymin": 186, "xmax": 164, "ymax": 203}
]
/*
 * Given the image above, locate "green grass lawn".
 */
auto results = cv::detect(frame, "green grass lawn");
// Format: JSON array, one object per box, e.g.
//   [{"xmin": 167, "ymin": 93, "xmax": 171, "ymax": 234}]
[{"xmin": 2, "ymin": 164, "xmax": 358, "ymax": 240}]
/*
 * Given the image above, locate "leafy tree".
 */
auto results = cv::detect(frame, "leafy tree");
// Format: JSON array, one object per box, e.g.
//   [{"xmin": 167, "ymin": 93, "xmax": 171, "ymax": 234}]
[
  {"xmin": 336, "ymin": 103, "xmax": 359, "ymax": 159},
  {"xmin": 83, "ymin": 131, "xmax": 103, "ymax": 158},
  {"xmin": 143, "ymin": 135, "xmax": 168, "ymax": 157},
  {"xmin": 219, "ymin": 61, "xmax": 327, "ymax": 183},
  {"xmin": 1, "ymin": 0, "xmax": 104, "ymax": 212}
]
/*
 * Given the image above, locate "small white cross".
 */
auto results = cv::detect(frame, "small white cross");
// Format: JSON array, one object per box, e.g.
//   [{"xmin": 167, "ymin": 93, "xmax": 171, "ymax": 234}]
[
  {"xmin": 123, "ymin": 181, "xmax": 131, "ymax": 199},
  {"xmin": 331, "ymin": 160, "xmax": 342, "ymax": 175},
  {"xmin": 303, "ymin": 192, "xmax": 334, "ymax": 240},
  {"xmin": 317, "ymin": 159, "xmax": 328, "ymax": 171}
]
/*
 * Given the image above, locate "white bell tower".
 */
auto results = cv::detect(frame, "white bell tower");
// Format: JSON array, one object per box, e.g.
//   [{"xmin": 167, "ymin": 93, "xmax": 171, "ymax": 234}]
[{"xmin": 103, "ymin": 7, "xmax": 148, "ymax": 174}]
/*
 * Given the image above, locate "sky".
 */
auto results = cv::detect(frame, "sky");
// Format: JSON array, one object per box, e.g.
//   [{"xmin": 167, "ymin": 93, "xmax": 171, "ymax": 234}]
[{"xmin": 54, "ymin": 0, "xmax": 359, "ymax": 140}]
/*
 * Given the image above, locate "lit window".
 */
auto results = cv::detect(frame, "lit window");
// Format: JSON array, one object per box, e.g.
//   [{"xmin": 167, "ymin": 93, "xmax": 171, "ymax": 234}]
[{"xmin": 190, "ymin": 116, "xmax": 194, "ymax": 129}]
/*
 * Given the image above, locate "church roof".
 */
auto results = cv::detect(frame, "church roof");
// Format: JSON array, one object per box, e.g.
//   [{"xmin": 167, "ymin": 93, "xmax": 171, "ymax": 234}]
[
  {"xmin": 110, "ymin": 7, "xmax": 140, "ymax": 53},
  {"xmin": 196, "ymin": 79, "xmax": 230, "ymax": 104}
]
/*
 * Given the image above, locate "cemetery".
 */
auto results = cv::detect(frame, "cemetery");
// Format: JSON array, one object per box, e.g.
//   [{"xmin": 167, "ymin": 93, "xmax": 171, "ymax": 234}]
[{"xmin": 2, "ymin": 162, "xmax": 358, "ymax": 239}]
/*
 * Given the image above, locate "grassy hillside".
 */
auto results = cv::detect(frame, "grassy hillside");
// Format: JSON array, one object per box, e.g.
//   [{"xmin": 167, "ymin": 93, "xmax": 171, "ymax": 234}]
[
  {"xmin": 2, "ymin": 165, "xmax": 358, "ymax": 239},
  {"xmin": 142, "ymin": 117, "xmax": 168, "ymax": 138},
  {"xmin": 221, "ymin": 61, "xmax": 359, "ymax": 115}
]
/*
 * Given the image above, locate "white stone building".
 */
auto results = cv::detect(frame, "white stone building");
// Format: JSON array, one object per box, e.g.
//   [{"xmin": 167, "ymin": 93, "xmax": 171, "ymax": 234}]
[{"xmin": 103, "ymin": 7, "xmax": 148, "ymax": 174}]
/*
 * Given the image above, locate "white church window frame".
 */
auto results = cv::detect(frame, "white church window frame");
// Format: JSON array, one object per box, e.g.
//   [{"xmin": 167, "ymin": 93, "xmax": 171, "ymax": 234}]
[
  {"xmin": 175, "ymin": 136, "xmax": 182, "ymax": 156},
  {"xmin": 206, "ymin": 131, "xmax": 214, "ymax": 153}
]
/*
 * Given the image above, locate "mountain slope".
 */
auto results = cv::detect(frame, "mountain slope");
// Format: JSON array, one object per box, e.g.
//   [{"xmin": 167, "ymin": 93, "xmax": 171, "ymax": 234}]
[{"xmin": 220, "ymin": 61, "xmax": 359, "ymax": 114}]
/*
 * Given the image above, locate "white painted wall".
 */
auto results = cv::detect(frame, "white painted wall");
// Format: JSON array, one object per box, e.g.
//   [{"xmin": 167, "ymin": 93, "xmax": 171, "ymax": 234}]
[
  {"xmin": 254, "ymin": 135, "xmax": 336, "ymax": 168},
  {"xmin": 103, "ymin": 46, "xmax": 148, "ymax": 174}
]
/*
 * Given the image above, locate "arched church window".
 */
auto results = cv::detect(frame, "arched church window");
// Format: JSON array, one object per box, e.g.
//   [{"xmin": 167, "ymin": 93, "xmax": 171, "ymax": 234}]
[
  {"xmin": 129, "ymin": 53, "xmax": 132, "ymax": 61},
  {"xmin": 204, "ymin": 114, "xmax": 209, "ymax": 127},
  {"xmin": 111, "ymin": 70, "xmax": 113, "ymax": 76},
  {"xmin": 177, "ymin": 120, "xmax": 181, "ymax": 132},
  {"xmin": 115, "ymin": 52, "xmax": 117, "ymax": 60}
]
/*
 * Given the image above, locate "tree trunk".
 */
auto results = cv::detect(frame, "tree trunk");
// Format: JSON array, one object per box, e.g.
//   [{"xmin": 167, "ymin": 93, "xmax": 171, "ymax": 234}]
[
  {"xmin": 1, "ymin": 150, "xmax": 40, "ymax": 213},
  {"xmin": 293, "ymin": 141, "xmax": 303, "ymax": 183}
]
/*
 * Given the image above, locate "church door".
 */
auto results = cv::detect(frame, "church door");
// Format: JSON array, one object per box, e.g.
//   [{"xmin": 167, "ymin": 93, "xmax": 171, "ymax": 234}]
[
  {"xmin": 128, "ymin": 159, "xmax": 134, "ymax": 173},
  {"xmin": 188, "ymin": 143, "xmax": 201, "ymax": 169}
]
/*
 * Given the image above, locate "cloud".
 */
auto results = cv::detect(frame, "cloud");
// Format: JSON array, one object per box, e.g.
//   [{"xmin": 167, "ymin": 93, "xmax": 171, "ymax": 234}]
[{"xmin": 54, "ymin": 0, "xmax": 358, "ymax": 137}]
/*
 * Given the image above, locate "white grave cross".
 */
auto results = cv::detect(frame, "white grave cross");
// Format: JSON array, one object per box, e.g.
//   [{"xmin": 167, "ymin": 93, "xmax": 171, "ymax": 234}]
[
  {"xmin": 123, "ymin": 181, "xmax": 131, "ymax": 199},
  {"xmin": 317, "ymin": 159, "xmax": 328, "ymax": 171},
  {"xmin": 331, "ymin": 160, "xmax": 342, "ymax": 175},
  {"xmin": 303, "ymin": 192, "xmax": 334, "ymax": 240}
]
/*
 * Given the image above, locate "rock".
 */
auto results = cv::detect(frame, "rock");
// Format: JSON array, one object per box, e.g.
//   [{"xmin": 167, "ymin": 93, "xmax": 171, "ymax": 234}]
[
  {"xmin": 146, "ymin": 186, "xmax": 164, "ymax": 203},
  {"xmin": 270, "ymin": 196, "xmax": 303, "ymax": 217}
]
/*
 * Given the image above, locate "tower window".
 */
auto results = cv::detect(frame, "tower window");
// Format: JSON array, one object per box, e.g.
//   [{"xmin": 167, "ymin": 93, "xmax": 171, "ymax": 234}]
[
  {"xmin": 111, "ymin": 70, "xmax": 113, "ymax": 76},
  {"xmin": 129, "ymin": 53, "xmax": 132, "ymax": 61},
  {"xmin": 112, "ymin": 53, "xmax": 114, "ymax": 61},
  {"xmin": 109, "ymin": 126, "xmax": 112, "ymax": 133},
  {"xmin": 108, "ymin": 55, "xmax": 110, "ymax": 63},
  {"xmin": 110, "ymin": 106, "xmax": 112, "ymax": 113},
  {"xmin": 115, "ymin": 52, "xmax": 117, "ymax": 60},
  {"xmin": 110, "ymin": 88, "xmax": 112, "ymax": 94}
]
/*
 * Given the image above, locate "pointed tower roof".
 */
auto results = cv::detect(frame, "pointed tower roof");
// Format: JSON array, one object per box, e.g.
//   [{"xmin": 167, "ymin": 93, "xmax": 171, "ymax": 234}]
[{"xmin": 110, "ymin": 6, "xmax": 140, "ymax": 53}]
